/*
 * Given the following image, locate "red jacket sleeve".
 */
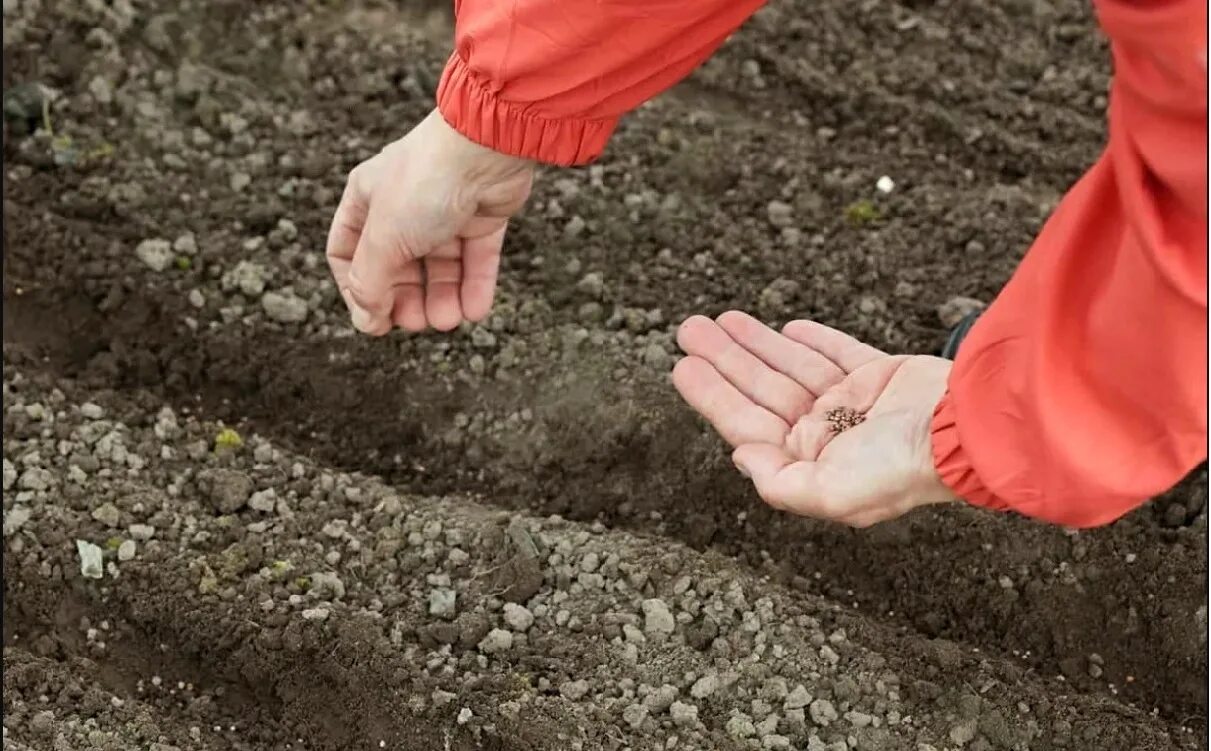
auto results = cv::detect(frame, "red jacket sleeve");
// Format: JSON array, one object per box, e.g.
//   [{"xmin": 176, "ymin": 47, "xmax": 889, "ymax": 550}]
[
  {"xmin": 435, "ymin": 0, "xmax": 767, "ymax": 166},
  {"xmin": 931, "ymin": 0, "xmax": 1208, "ymax": 527}
]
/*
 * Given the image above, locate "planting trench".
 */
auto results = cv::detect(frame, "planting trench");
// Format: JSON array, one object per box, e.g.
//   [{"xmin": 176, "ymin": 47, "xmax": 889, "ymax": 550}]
[{"xmin": 3, "ymin": 0, "xmax": 1207, "ymax": 748}]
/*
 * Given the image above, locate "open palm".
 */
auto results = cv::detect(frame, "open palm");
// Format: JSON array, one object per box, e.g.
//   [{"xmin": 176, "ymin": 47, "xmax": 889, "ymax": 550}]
[{"xmin": 673, "ymin": 312, "xmax": 956, "ymax": 527}]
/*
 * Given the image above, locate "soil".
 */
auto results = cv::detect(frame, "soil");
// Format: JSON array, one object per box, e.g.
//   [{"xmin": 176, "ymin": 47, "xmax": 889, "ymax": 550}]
[{"xmin": 3, "ymin": 0, "xmax": 1206, "ymax": 749}]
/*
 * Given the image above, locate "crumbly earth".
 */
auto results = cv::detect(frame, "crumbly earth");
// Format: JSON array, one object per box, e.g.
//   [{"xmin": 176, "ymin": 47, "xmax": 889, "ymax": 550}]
[{"xmin": 2, "ymin": 0, "xmax": 1206, "ymax": 749}]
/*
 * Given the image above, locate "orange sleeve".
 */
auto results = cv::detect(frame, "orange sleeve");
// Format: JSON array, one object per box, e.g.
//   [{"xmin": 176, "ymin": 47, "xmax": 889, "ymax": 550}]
[
  {"xmin": 435, "ymin": 0, "xmax": 766, "ymax": 166},
  {"xmin": 931, "ymin": 0, "xmax": 1208, "ymax": 528}
]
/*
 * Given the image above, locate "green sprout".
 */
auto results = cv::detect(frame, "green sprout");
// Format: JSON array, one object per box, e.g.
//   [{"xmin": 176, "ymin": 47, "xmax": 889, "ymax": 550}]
[
  {"xmin": 175, "ymin": 256, "xmax": 192, "ymax": 270},
  {"xmin": 214, "ymin": 428, "xmax": 243, "ymax": 453},
  {"xmin": 844, "ymin": 199, "xmax": 882, "ymax": 226}
]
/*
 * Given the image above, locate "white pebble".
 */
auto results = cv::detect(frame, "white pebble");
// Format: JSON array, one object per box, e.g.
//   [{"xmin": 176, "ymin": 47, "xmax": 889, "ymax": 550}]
[{"xmin": 875, "ymin": 175, "xmax": 895, "ymax": 193}]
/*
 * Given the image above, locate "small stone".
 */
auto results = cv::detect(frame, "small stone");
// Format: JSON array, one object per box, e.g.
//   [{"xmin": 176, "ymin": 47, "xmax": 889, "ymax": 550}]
[
  {"xmin": 188, "ymin": 289, "xmax": 205, "ymax": 308},
  {"xmin": 248, "ymin": 489, "xmax": 276, "ymax": 513},
  {"xmin": 767, "ymin": 200, "xmax": 794, "ymax": 228},
  {"xmin": 622, "ymin": 624, "xmax": 646, "ymax": 644},
  {"xmin": 564, "ymin": 215, "xmax": 586, "ymax": 238},
  {"xmin": 429, "ymin": 588, "xmax": 457, "ymax": 620},
  {"xmin": 201, "ymin": 469, "xmax": 253, "ymax": 514},
  {"xmin": 457, "ymin": 708, "xmax": 473, "ymax": 725},
  {"xmin": 502, "ymin": 603, "xmax": 534, "ymax": 632},
  {"xmin": 690, "ymin": 674, "xmax": 720, "ymax": 699},
  {"xmin": 17, "ymin": 467, "xmax": 50, "ymax": 491},
  {"xmin": 643, "ymin": 344, "xmax": 671, "ymax": 370},
  {"xmin": 727, "ymin": 715, "xmax": 757, "ymax": 739},
  {"xmin": 135, "ymin": 239, "xmax": 173, "ymax": 272},
  {"xmin": 310, "ymin": 572, "xmax": 345, "ymax": 599},
  {"xmin": 622, "ymin": 703, "xmax": 649, "ymax": 729},
  {"xmin": 762, "ymin": 735, "xmax": 791, "ymax": 750},
  {"xmin": 128, "ymin": 524, "xmax": 155, "ymax": 540},
  {"xmin": 950, "ymin": 720, "xmax": 978, "ymax": 746},
  {"xmin": 875, "ymin": 175, "xmax": 895, "ymax": 193},
  {"xmin": 91, "ymin": 502, "xmax": 121, "ymax": 528},
  {"xmin": 117, "ymin": 540, "xmax": 137, "ymax": 562},
  {"xmin": 669, "ymin": 701, "xmax": 699, "ymax": 727},
  {"xmin": 2, "ymin": 459, "xmax": 16, "ymax": 491},
  {"xmin": 560, "ymin": 680, "xmax": 590, "ymax": 701},
  {"xmin": 576, "ymin": 272, "xmax": 604, "ymax": 299},
  {"xmin": 784, "ymin": 685, "xmax": 813, "ymax": 710},
  {"xmin": 644, "ymin": 684, "xmax": 678, "ymax": 712},
  {"xmin": 478, "ymin": 628, "xmax": 513, "ymax": 654},
  {"xmin": 301, "ymin": 607, "xmax": 330, "ymax": 621},
  {"xmin": 937, "ymin": 296, "xmax": 986, "ymax": 328},
  {"xmin": 471, "ymin": 327, "xmax": 497, "ymax": 349},
  {"xmin": 80, "ymin": 403, "xmax": 105, "ymax": 419},
  {"xmin": 230, "ymin": 172, "xmax": 252, "ymax": 192},
  {"xmin": 809, "ymin": 699, "xmax": 838, "ymax": 727},
  {"xmin": 4, "ymin": 506, "xmax": 32, "ymax": 537},
  {"xmin": 262, "ymin": 291, "xmax": 309, "ymax": 323},
  {"xmin": 845, "ymin": 711, "xmax": 873, "ymax": 728},
  {"xmin": 76, "ymin": 540, "xmax": 104, "ymax": 579},
  {"xmin": 641, "ymin": 598, "xmax": 676, "ymax": 635}
]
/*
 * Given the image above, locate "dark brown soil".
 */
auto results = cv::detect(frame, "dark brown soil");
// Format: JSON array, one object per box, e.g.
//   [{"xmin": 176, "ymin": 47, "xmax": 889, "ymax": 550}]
[{"xmin": 3, "ymin": 0, "xmax": 1206, "ymax": 749}]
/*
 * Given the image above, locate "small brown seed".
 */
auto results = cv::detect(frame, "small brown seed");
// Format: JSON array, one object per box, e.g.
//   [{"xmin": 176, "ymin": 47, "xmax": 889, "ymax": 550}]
[{"xmin": 825, "ymin": 407, "xmax": 865, "ymax": 433}]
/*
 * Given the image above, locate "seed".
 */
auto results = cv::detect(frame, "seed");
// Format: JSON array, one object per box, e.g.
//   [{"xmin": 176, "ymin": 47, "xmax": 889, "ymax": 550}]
[{"xmin": 825, "ymin": 407, "xmax": 865, "ymax": 433}]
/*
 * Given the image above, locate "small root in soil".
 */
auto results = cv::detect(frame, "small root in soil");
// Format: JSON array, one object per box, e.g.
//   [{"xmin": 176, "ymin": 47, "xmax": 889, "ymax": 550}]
[{"xmin": 825, "ymin": 407, "xmax": 865, "ymax": 433}]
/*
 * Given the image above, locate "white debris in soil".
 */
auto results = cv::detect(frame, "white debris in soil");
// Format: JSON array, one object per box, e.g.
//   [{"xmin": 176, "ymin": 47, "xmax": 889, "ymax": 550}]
[
  {"xmin": 134, "ymin": 238, "xmax": 173, "ymax": 272},
  {"xmin": 875, "ymin": 175, "xmax": 895, "ymax": 193},
  {"xmin": 76, "ymin": 540, "xmax": 104, "ymax": 579},
  {"xmin": 261, "ymin": 291, "xmax": 309, "ymax": 323}
]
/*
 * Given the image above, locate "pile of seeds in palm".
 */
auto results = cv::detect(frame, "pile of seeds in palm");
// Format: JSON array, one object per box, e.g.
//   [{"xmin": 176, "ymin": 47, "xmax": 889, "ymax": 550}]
[{"xmin": 825, "ymin": 407, "xmax": 866, "ymax": 433}]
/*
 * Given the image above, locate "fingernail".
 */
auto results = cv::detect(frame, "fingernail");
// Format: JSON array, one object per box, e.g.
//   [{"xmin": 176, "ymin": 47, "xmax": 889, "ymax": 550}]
[
  {"xmin": 350, "ymin": 303, "xmax": 372, "ymax": 331},
  {"xmin": 734, "ymin": 460, "xmax": 750, "ymax": 479}
]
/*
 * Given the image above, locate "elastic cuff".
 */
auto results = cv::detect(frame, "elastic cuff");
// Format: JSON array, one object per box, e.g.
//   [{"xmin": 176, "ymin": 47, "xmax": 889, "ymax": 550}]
[
  {"xmin": 436, "ymin": 53, "xmax": 619, "ymax": 167},
  {"xmin": 930, "ymin": 394, "xmax": 1005, "ymax": 510}
]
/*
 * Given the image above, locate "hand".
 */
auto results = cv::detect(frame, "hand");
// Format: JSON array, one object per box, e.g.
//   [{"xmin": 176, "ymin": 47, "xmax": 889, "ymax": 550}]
[
  {"xmin": 673, "ymin": 312, "xmax": 957, "ymax": 527},
  {"xmin": 326, "ymin": 110, "xmax": 534, "ymax": 335}
]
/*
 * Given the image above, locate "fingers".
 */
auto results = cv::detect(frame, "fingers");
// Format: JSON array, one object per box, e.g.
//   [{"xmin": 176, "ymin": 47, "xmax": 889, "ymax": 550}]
[
  {"xmin": 677, "ymin": 316, "xmax": 812, "ymax": 424},
  {"xmin": 460, "ymin": 226, "xmax": 505, "ymax": 322},
  {"xmin": 326, "ymin": 165, "xmax": 371, "ymax": 297},
  {"xmin": 672, "ymin": 356, "xmax": 788, "ymax": 447},
  {"xmin": 732, "ymin": 443, "xmax": 845, "ymax": 517},
  {"xmin": 782, "ymin": 319, "xmax": 885, "ymax": 373},
  {"xmin": 423, "ymin": 241, "xmax": 464, "ymax": 332},
  {"xmin": 390, "ymin": 266, "xmax": 426, "ymax": 332},
  {"xmin": 716, "ymin": 311, "xmax": 846, "ymax": 396}
]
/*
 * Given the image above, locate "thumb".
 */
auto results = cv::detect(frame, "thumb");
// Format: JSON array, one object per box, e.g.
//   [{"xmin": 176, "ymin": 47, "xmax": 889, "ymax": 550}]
[{"xmin": 346, "ymin": 207, "xmax": 420, "ymax": 336}]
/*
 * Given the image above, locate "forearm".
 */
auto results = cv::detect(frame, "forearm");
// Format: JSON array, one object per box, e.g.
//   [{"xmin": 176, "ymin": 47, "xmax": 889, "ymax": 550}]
[
  {"xmin": 930, "ymin": 0, "xmax": 1207, "ymax": 527},
  {"xmin": 436, "ymin": 0, "xmax": 766, "ymax": 166}
]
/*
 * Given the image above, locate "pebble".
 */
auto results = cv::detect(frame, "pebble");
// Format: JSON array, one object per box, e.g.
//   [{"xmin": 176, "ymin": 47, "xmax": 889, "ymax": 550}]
[
  {"xmin": 128, "ymin": 524, "xmax": 155, "ymax": 540},
  {"xmin": 644, "ymin": 684, "xmax": 678, "ymax": 712},
  {"xmin": 91, "ymin": 502, "xmax": 122, "ymax": 528},
  {"xmin": 809, "ymin": 699, "xmax": 838, "ymax": 727},
  {"xmin": 262, "ymin": 291, "xmax": 309, "ymax": 323},
  {"xmin": 690, "ymin": 673, "xmax": 720, "ymax": 699},
  {"xmin": 456, "ymin": 708, "xmax": 473, "ymax": 725},
  {"xmin": 117, "ymin": 539, "xmax": 137, "ymax": 562},
  {"xmin": 669, "ymin": 701, "xmax": 699, "ymax": 727},
  {"xmin": 642, "ymin": 343, "xmax": 671, "ymax": 370},
  {"xmin": 784, "ymin": 684, "xmax": 813, "ymax": 710},
  {"xmin": 76, "ymin": 540, "xmax": 104, "ymax": 579},
  {"xmin": 301, "ymin": 607, "xmax": 330, "ymax": 621},
  {"xmin": 622, "ymin": 703, "xmax": 649, "ymax": 729},
  {"xmin": 559, "ymin": 679, "xmax": 590, "ymax": 701},
  {"xmin": 641, "ymin": 598, "xmax": 676, "ymax": 635},
  {"xmin": 767, "ymin": 200, "xmax": 794, "ymax": 228},
  {"xmin": 762, "ymin": 735, "xmax": 791, "ymax": 750},
  {"xmin": 188, "ymin": 289, "xmax": 205, "ymax": 309},
  {"xmin": 310, "ymin": 572, "xmax": 345, "ymax": 599},
  {"xmin": 429, "ymin": 588, "xmax": 457, "ymax": 620},
  {"xmin": 875, "ymin": 175, "xmax": 896, "ymax": 193},
  {"xmin": 2, "ymin": 459, "xmax": 15, "ymax": 490},
  {"xmin": 19, "ymin": 468, "xmax": 51, "ymax": 491},
  {"xmin": 949, "ymin": 719, "xmax": 978, "ymax": 746},
  {"xmin": 727, "ymin": 715, "xmax": 757, "ymax": 739},
  {"xmin": 4, "ymin": 506, "xmax": 32, "ymax": 537},
  {"xmin": 478, "ymin": 628, "xmax": 513, "ymax": 654},
  {"xmin": 576, "ymin": 272, "xmax": 604, "ymax": 299},
  {"xmin": 502, "ymin": 603, "xmax": 534, "ymax": 632},
  {"xmin": 135, "ymin": 239, "xmax": 173, "ymax": 272},
  {"xmin": 937, "ymin": 296, "xmax": 986, "ymax": 328},
  {"xmin": 80, "ymin": 403, "xmax": 105, "ymax": 419},
  {"xmin": 202, "ymin": 469, "xmax": 253, "ymax": 514},
  {"xmin": 249, "ymin": 489, "xmax": 277, "ymax": 513}
]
